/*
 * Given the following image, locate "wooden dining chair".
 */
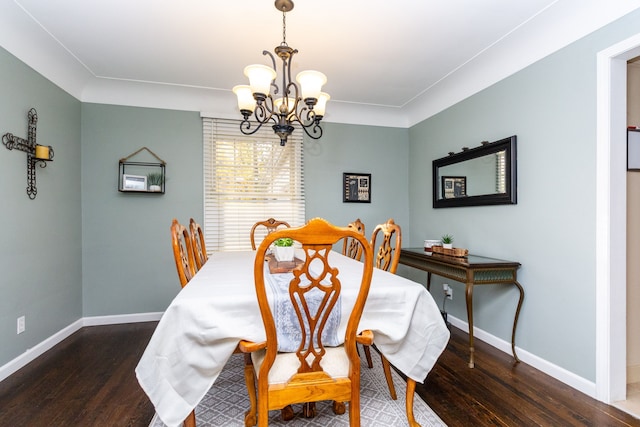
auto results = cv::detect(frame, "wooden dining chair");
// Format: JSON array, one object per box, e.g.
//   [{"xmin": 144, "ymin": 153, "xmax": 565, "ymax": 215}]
[
  {"xmin": 172, "ymin": 218, "xmax": 257, "ymax": 427},
  {"xmin": 189, "ymin": 218, "xmax": 208, "ymax": 271},
  {"xmin": 239, "ymin": 218, "xmax": 375, "ymax": 426},
  {"xmin": 361, "ymin": 218, "xmax": 403, "ymax": 400},
  {"xmin": 371, "ymin": 218, "xmax": 402, "ymax": 274},
  {"xmin": 249, "ymin": 218, "xmax": 291, "ymax": 250},
  {"xmin": 171, "ymin": 218, "xmax": 197, "ymax": 288},
  {"xmin": 342, "ymin": 218, "xmax": 365, "ymax": 261},
  {"xmin": 170, "ymin": 219, "xmax": 199, "ymax": 427}
]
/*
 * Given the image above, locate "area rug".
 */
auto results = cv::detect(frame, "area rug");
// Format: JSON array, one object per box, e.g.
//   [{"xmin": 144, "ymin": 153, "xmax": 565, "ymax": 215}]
[{"xmin": 149, "ymin": 351, "xmax": 446, "ymax": 427}]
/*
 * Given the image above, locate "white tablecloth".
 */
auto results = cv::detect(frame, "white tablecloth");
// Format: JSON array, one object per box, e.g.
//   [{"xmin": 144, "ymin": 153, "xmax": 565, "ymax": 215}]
[{"xmin": 135, "ymin": 250, "xmax": 450, "ymax": 427}]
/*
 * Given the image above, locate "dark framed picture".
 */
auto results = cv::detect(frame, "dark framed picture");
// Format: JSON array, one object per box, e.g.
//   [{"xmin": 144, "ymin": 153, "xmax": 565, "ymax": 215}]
[
  {"xmin": 628, "ymin": 129, "xmax": 640, "ymax": 170},
  {"xmin": 343, "ymin": 173, "xmax": 371, "ymax": 203},
  {"xmin": 442, "ymin": 176, "xmax": 467, "ymax": 199}
]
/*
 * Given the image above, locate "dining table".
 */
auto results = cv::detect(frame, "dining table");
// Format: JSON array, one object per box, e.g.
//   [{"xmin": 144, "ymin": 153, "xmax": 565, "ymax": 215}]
[{"xmin": 135, "ymin": 249, "xmax": 450, "ymax": 427}]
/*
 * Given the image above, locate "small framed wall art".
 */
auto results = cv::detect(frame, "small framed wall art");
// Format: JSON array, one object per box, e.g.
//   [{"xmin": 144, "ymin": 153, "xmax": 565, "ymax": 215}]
[
  {"xmin": 442, "ymin": 176, "xmax": 467, "ymax": 199},
  {"xmin": 343, "ymin": 172, "xmax": 371, "ymax": 203},
  {"xmin": 122, "ymin": 174, "xmax": 147, "ymax": 191}
]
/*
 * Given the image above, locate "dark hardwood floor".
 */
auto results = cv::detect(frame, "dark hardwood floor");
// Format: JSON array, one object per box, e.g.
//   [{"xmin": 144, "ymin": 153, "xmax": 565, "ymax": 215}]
[
  {"xmin": 0, "ymin": 322, "xmax": 157, "ymax": 427},
  {"xmin": 418, "ymin": 326, "xmax": 639, "ymax": 426},
  {"xmin": 0, "ymin": 321, "xmax": 638, "ymax": 426}
]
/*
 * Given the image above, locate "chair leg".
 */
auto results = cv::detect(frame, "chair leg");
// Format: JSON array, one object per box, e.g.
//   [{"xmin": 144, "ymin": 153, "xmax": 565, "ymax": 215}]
[
  {"xmin": 406, "ymin": 378, "xmax": 421, "ymax": 427},
  {"xmin": 381, "ymin": 354, "xmax": 397, "ymax": 400},
  {"xmin": 332, "ymin": 401, "xmax": 346, "ymax": 415},
  {"xmin": 302, "ymin": 402, "xmax": 317, "ymax": 418},
  {"xmin": 363, "ymin": 344, "xmax": 374, "ymax": 369},
  {"xmin": 258, "ymin": 399, "xmax": 271, "ymax": 427},
  {"xmin": 348, "ymin": 391, "xmax": 360, "ymax": 426},
  {"xmin": 183, "ymin": 410, "xmax": 196, "ymax": 427},
  {"xmin": 281, "ymin": 405, "xmax": 295, "ymax": 421},
  {"xmin": 243, "ymin": 354, "xmax": 257, "ymax": 427}
]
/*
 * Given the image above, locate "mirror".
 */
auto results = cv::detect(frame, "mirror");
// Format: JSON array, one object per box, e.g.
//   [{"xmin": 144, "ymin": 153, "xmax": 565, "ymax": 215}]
[{"xmin": 433, "ymin": 135, "xmax": 517, "ymax": 208}]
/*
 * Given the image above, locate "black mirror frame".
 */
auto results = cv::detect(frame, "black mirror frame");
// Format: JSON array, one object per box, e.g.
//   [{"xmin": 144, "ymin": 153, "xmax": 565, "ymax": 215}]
[{"xmin": 432, "ymin": 135, "xmax": 517, "ymax": 208}]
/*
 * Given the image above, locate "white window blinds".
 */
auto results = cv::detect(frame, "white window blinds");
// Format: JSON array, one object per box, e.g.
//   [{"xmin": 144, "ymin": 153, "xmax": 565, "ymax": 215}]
[
  {"xmin": 496, "ymin": 151, "xmax": 506, "ymax": 193},
  {"xmin": 202, "ymin": 118, "xmax": 305, "ymax": 251}
]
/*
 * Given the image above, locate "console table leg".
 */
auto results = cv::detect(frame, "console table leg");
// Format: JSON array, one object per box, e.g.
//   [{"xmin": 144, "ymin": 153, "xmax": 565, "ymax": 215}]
[
  {"xmin": 511, "ymin": 280, "xmax": 525, "ymax": 363},
  {"xmin": 465, "ymin": 282, "xmax": 475, "ymax": 368},
  {"xmin": 426, "ymin": 272, "xmax": 432, "ymax": 292}
]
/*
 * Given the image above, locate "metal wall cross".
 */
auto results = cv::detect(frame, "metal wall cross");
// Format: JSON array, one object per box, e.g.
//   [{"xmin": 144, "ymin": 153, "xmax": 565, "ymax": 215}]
[{"xmin": 2, "ymin": 108, "xmax": 54, "ymax": 200}]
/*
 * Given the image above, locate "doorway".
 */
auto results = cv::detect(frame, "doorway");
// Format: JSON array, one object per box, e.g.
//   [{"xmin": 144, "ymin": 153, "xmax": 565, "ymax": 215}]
[{"xmin": 596, "ymin": 33, "xmax": 640, "ymax": 406}]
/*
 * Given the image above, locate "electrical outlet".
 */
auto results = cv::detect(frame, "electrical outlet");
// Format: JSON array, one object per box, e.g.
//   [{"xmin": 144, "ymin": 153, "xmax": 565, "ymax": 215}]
[
  {"xmin": 443, "ymin": 284, "xmax": 453, "ymax": 300},
  {"xmin": 17, "ymin": 316, "xmax": 25, "ymax": 334}
]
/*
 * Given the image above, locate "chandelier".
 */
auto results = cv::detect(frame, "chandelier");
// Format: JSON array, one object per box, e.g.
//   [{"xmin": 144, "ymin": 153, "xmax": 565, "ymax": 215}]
[{"xmin": 233, "ymin": 0, "xmax": 329, "ymax": 146}]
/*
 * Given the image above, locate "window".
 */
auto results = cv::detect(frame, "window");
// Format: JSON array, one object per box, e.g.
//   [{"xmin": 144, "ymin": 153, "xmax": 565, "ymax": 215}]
[{"xmin": 203, "ymin": 118, "xmax": 305, "ymax": 251}]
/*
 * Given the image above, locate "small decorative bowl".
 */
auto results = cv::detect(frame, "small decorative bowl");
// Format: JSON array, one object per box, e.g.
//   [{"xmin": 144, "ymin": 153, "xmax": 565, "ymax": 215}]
[{"xmin": 424, "ymin": 239, "xmax": 442, "ymax": 252}]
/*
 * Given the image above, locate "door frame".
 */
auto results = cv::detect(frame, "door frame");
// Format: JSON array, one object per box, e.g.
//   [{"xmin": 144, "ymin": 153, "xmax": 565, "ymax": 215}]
[{"xmin": 596, "ymin": 32, "xmax": 640, "ymax": 402}]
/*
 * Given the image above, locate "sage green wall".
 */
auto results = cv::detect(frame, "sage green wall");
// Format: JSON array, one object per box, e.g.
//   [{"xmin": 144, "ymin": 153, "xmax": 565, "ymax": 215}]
[
  {"xmin": 78, "ymin": 114, "xmax": 408, "ymax": 317},
  {"xmin": 80, "ymin": 104, "xmax": 202, "ymax": 316},
  {"xmin": 304, "ymin": 122, "xmax": 410, "ymax": 240},
  {"xmin": 0, "ymin": 47, "xmax": 82, "ymax": 367},
  {"xmin": 407, "ymin": 10, "xmax": 640, "ymax": 381}
]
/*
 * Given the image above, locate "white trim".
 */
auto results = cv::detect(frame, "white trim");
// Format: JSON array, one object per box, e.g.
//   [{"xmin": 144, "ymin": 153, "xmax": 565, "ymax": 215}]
[
  {"xmin": 82, "ymin": 312, "xmax": 163, "ymax": 326},
  {"xmin": 596, "ymin": 32, "xmax": 640, "ymax": 404},
  {"xmin": 448, "ymin": 315, "xmax": 596, "ymax": 397},
  {"xmin": 0, "ymin": 312, "xmax": 163, "ymax": 382},
  {"xmin": 0, "ymin": 319, "xmax": 82, "ymax": 382}
]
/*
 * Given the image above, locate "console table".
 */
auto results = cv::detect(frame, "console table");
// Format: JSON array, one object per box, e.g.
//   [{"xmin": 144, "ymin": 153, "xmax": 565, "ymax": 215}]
[{"xmin": 399, "ymin": 248, "xmax": 524, "ymax": 368}]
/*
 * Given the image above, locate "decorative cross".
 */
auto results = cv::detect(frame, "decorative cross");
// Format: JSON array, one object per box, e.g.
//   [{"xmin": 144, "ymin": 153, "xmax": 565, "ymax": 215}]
[{"xmin": 2, "ymin": 108, "xmax": 54, "ymax": 200}]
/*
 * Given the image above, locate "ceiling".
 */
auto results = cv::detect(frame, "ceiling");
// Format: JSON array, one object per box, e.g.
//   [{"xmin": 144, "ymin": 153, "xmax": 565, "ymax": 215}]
[{"xmin": 1, "ymin": 0, "xmax": 640, "ymax": 127}]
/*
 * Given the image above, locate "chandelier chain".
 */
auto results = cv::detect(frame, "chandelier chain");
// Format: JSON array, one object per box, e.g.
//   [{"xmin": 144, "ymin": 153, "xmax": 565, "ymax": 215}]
[{"xmin": 281, "ymin": 8, "xmax": 287, "ymax": 46}]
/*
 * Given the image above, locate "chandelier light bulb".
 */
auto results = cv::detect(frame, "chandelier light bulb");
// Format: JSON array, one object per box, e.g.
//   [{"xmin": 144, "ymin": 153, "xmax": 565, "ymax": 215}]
[
  {"xmin": 232, "ymin": 85, "xmax": 256, "ymax": 114},
  {"xmin": 295, "ymin": 70, "xmax": 327, "ymax": 103},
  {"xmin": 244, "ymin": 64, "xmax": 276, "ymax": 99},
  {"xmin": 315, "ymin": 92, "xmax": 330, "ymax": 117}
]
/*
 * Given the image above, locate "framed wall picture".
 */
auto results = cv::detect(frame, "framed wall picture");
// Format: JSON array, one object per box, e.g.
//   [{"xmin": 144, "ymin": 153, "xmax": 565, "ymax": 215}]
[
  {"xmin": 628, "ymin": 129, "xmax": 640, "ymax": 170},
  {"xmin": 122, "ymin": 174, "xmax": 147, "ymax": 191},
  {"xmin": 343, "ymin": 173, "xmax": 371, "ymax": 203},
  {"xmin": 442, "ymin": 176, "xmax": 467, "ymax": 199}
]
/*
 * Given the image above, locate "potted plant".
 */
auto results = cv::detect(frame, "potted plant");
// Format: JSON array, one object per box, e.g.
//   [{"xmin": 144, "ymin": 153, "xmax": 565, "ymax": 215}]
[
  {"xmin": 273, "ymin": 237, "xmax": 295, "ymax": 262},
  {"xmin": 147, "ymin": 172, "xmax": 163, "ymax": 192},
  {"xmin": 441, "ymin": 234, "xmax": 454, "ymax": 249}
]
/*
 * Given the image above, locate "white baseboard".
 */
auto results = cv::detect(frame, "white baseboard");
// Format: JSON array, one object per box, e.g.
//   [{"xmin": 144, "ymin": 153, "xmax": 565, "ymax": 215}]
[
  {"xmin": 448, "ymin": 315, "xmax": 597, "ymax": 398},
  {"xmin": 0, "ymin": 312, "xmax": 163, "ymax": 382},
  {"xmin": 0, "ymin": 319, "xmax": 83, "ymax": 382},
  {"xmin": 82, "ymin": 312, "xmax": 163, "ymax": 326}
]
